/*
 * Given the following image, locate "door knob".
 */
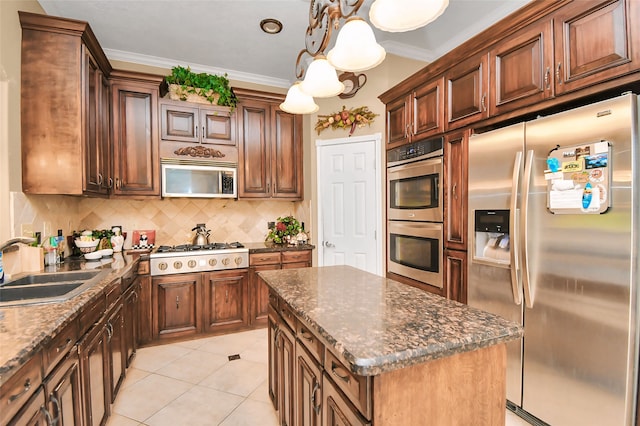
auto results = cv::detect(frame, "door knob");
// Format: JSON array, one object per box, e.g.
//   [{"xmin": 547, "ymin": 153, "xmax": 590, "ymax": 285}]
[{"xmin": 324, "ymin": 241, "xmax": 335, "ymax": 248}]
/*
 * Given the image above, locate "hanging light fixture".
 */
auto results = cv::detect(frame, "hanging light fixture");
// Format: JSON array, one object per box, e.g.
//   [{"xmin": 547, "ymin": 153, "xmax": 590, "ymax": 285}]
[
  {"xmin": 369, "ymin": 0, "xmax": 449, "ymax": 32},
  {"xmin": 280, "ymin": 81, "xmax": 319, "ymax": 114},
  {"xmin": 327, "ymin": 17, "xmax": 386, "ymax": 72},
  {"xmin": 298, "ymin": 55, "xmax": 345, "ymax": 98}
]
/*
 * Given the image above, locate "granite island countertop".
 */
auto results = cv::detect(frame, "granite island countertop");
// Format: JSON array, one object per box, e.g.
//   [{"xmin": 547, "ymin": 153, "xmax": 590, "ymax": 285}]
[
  {"xmin": 258, "ymin": 265, "xmax": 523, "ymax": 376},
  {"xmin": 0, "ymin": 253, "xmax": 140, "ymax": 387}
]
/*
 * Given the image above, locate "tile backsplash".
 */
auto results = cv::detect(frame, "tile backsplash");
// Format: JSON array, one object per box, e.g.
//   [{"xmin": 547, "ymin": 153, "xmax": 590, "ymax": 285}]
[{"xmin": 11, "ymin": 192, "xmax": 310, "ymax": 249}]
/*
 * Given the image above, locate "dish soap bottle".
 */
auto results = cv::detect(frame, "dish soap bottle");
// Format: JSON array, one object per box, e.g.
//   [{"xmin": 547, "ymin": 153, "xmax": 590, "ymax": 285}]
[{"xmin": 56, "ymin": 229, "xmax": 65, "ymax": 263}]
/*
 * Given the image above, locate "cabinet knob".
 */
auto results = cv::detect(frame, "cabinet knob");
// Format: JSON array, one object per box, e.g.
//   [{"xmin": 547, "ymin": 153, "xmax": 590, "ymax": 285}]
[
  {"xmin": 556, "ymin": 63, "xmax": 562, "ymax": 85},
  {"xmin": 544, "ymin": 67, "xmax": 551, "ymax": 90},
  {"xmin": 481, "ymin": 94, "xmax": 487, "ymax": 112}
]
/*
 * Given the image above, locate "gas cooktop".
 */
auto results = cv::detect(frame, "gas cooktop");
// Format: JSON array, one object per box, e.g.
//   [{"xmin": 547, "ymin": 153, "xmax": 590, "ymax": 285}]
[
  {"xmin": 154, "ymin": 242, "xmax": 245, "ymax": 253},
  {"xmin": 149, "ymin": 242, "xmax": 249, "ymax": 276}
]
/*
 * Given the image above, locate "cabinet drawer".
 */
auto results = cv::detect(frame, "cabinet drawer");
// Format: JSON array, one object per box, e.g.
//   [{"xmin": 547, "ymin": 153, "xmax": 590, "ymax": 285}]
[
  {"xmin": 106, "ymin": 278, "xmax": 122, "ymax": 308},
  {"xmin": 43, "ymin": 318, "xmax": 78, "ymax": 376},
  {"xmin": 78, "ymin": 295, "xmax": 106, "ymax": 335},
  {"xmin": 250, "ymin": 252, "xmax": 281, "ymax": 266},
  {"xmin": 296, "ymin": 321, "xmax": 324, "ymax": 365},
  {"xmin": 282, "ymin": 250, "xmax": 310, "ymax": 264},
  {"xmin": 278, "ymin": 301, "xmax": 297, "ymax": 331},
  {"xmin": 268, "ymin": 289, "xmax": 278, "ymax": 309},
  {"xmin": 324, "ymin": 350, "xmax": 372, "ymax": 420},
  {"xmin": 137, "ymin": 260, "xmax": 150, "ymax": 275},
  {"xmin": 0, "ymin": 351, "xmax": 43, "ymax": 425}
]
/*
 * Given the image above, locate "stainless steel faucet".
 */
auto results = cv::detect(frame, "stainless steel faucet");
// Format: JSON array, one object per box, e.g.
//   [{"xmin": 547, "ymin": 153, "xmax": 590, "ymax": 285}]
[{"xmin": 0, "ymin": 237, "xmax": 37, "ymax": 252}]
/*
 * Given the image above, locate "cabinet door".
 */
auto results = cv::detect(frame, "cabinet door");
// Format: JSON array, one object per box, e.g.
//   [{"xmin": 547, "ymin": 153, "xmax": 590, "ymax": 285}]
[
  {"xmin": 112, "ymin": 82, "xmax": 160, "ymax": 196},
  {"xmin": 385, "ymin": 96, "xmax": 410, "ymax": 149},
  {"xmin": 295, "ymin": 342, "xmax": 322, "ymax": 426},
  {"xmin": 7, "ymin": 386, "xmax": 48, "ymax": 426},
  {"xmin": 445, "ymin": 249, "xmax": 467, "ymax": 304},
  {"xmin": 78, "ymin": 323, "xmax": 109, "ymax": 426},
  {"xmin": 238, "ymin": 100, "xmax": 271, "ymax": 198},
  {"xmin": 203, "ymin": 269, "xmax": 249, "ymax": 332},
  {"xmin": 411, "ymin": 77, "xmax": 444, "ymax": 140},
  {"xmin": 490, "ymin": 18, "xmax": 554, "ymax": 116},
  {"xmin": 152, "ymin": 274, "xmax": 202, "ymax": 339},
  {"xmin": 268, "ymin": 305, "xmax": 279, "ymax": 410},
  {"xmin": 107, "ymin": 303, "xmax": 126, "ymax": 402},
  {"xmin": 136, "ymin": 275, "xmax": 153, "ymax": 345},
  {"xmin": 46, "ymin": 351, "xmax": 83, "ymax": 426},
  {"xmin": 277, "ymin": 323, "xmax": 296, "ymax": 426},
  {"xmin": 124, "ymin": 282, "xmax": 140, "ymax": 367},
  {"xmin": 250, "ymin": 264, "xmax": 281, "ymax": 325},
  {"xmin": 446, "ymin": 52, "xmax": 489, "ymax": 129},
  {"xmin": 99, "ymin": 74, "xmax": 112, "ymax": 193},
  {"xmin": 160, "ymin": 102, "xmax": 199, "ymax": 143},
  {"xmin": 322, "ymin": 375, "xmax": 370, "ymax": 426},
  {"xmin": 443, "ymin": 130, "xmax": 468, "ymax": 250},
  {"xmin": 272, "ymin": 108, "xmax": 303, "ymax": 199},
  {"xmin": 83, "ymin": 48, "xmax": 103, "ymax": 195},
  {"xmin": 200, "ymin": 106, "xmax": 236, "ymax": 145},
  {"xmin": 553, "ymin": 0, "xmax": 639, "ymax": 95}
]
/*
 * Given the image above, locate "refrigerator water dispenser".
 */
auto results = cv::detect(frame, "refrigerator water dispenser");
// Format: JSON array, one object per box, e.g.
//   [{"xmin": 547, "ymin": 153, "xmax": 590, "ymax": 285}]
[{"xmin": 473, "ymin": 210, "xmax": 510, "ymax": 264}]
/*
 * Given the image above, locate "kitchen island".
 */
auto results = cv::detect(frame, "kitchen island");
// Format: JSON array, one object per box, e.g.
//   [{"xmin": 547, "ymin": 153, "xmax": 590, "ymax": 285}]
[{"xmin": 259, "ymin": 265, "xmax": 523, "ymax": 425}]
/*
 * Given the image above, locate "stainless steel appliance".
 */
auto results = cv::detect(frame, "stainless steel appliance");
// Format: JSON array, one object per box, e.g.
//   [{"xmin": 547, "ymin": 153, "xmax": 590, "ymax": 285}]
[
  {"xmin": 387, "ymin": 220, "xmax": 443, "ymax": 288},
  {"xmin": 191, "ymin": 223, "xmax": 211, "ymax": 246},
  {"xmin": 161, "ymin": 158, "xmax": 237, "ymax": 198},
  {"xmin": 387, "ymin": 137, "xmax": 443, "ymax": 223},
  {"xmin": 150, "ymin": 242, "xmax": 249, "ymax": 276},
  {"xmin": 467, "ymin": 93, "xmax": 639, "ymax": 425}
]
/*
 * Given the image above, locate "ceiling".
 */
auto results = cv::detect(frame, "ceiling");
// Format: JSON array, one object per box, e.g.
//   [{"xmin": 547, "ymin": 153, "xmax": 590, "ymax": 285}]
[{"xmin": 38, "ymin": 0, "xmax": 530, "ymax": 88}]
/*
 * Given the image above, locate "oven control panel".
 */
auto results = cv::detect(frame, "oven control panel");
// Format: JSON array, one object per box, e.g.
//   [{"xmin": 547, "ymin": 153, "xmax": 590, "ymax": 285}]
[{"xmin": 150, "ymin": 249, "xmax": 249, "ymax": 276}]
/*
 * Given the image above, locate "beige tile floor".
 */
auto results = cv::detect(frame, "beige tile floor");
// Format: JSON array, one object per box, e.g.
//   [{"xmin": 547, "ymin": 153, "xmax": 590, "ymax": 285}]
[{"xmin": 107, "ymin": 328, "xmax": 532, "ymax": 426}]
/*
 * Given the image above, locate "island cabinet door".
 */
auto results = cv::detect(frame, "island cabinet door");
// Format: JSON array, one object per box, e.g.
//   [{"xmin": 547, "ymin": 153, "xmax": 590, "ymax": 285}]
[
  {"xmin": 322, "ymin": 375, "xmax": 370, "ymax": 426},
  {"xmin": 295, "ymin": 342, "xmax": 322, "ymax": 426},
  {"xmin": 277, "ymin": 323, "xmax": 296, "ymax": 426},
  {"xmin": 268, "ymin": 305, "xmax": 279, "ymax": 410},
  {"xmin": 202, "ymin": 269, "xmax": 249, "ymax": 333}
]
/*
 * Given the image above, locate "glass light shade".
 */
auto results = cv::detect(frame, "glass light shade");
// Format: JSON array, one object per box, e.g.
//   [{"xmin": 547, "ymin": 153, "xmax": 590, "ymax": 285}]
[
  {"xmin": 279, "ymin": 82, "xmax": 319, "ymax": 114},
  {"xmin": 327, "ymin": 17, "xmax": 386, "ymax": 72},
  {"xmin": 369, "ymin": 0, "xmax": 449, "ymax": 32},
  {"xmin": 299, "ymin": 55, "xmax": 345, "ymax": 98}
]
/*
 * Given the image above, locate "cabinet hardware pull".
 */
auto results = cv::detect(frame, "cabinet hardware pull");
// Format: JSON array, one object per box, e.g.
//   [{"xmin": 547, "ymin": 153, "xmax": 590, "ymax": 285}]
[
  {"xmin": 404, "ymin": 123, "xmax": 409, "ymax": 139},
  {"xmin": 202, "ymin": 126, "xmax": 205, "ymax": 139},
  {"xmin": 50, "ymin": 395, "xmax": 61, "ymax": 423},
  {"xmin": 106, "ymin": 322, "xmax": 113, "ymax": 341},
  {"xmin": 56, "ymin": 338, "xmax": 72, "ymax": 353},
  {"xmin": 311, "ymin": 381, "xmax": 321, "ymax": 416},
  {"xmin": 97, "ymin": 173, "xmax": 103, "ymax": 186},
  {"xmin": 544, "ymin": 66, "xmax": 551, "ymax": 89},
  {"xmin": 176, "ymin": 296, "xmax": 180, "ymax": 309},
  {"xmin": 225, "ymin": 289, "xmax": 229, "ymax": 303},
  {"xmin": 41, "ymin": 404, "xmax": 54, "ymax": 426},
  {"xmin": 8, "ymin": 378, "xmax": 31, "ymax": 402},
  {"xmin": 481, "ymin": 94, "xmax": 487, "ymax": 112},
  {"xmin": 108, "ymin": 177, "xmax": 113, "ymax": 189},
  {"xmin": 300, "ymin": 330, "xmax": 313, "ymax": 342},
  {"xmin": 452, "ymin": 183, "xmax": 457, "ymax": 200},
  {"xmin": 195, "ymin": 126, "xmax": 198, "ymax": 138},
  {"xmin": 556, "ymin": 62, "xmax": 562, "ymax": 85},
  {"xmin": 330, "ymin": 362, "xmax": 351, "ymax": 383}
]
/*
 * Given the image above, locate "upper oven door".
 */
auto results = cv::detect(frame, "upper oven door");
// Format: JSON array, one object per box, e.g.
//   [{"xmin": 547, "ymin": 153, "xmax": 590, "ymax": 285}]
[{"xmin": 387, "ymin": 156, "xmax": 443, "ymax": 222}]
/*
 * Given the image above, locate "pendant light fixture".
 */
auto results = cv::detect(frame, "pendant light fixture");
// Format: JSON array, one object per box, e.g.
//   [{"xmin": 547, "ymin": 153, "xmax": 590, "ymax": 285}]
[
  {"xmin": 280, "ymin": 81, "xmax": 319, "ymax": 114},
  {"xmin": 369, "ymin": 0, "xmax": 449, "ymax": 32},
  {"xmin": 327, "ymin": 17, "xmax": 386, "ymax": 72},
  {"xmin": 298, "ymin": 55, "xmax": 345, "ymax": 98}
]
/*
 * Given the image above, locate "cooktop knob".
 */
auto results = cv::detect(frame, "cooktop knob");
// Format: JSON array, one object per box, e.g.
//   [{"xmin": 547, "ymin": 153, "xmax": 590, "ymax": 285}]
[
  {"xmin": 188, "ymin": 260, "xmax": 197, "ymax": 268},
  {"xmin": 158, "ymin": 262, "xmax": 168, "ymax": 271},
  {"xmin": 209, "ymin": 258, "xmax": 217, "ymax": 266},
  {"xmin": 222, "ymin": 258, "xmax": 230, "ymax": 266},
  {"xmin": 173, "ymin": 261, "xmax": 183, "ymax": 269},
  {"xmin": 235, "ymin": 257, "xmax": 243, "ymax": 265}
]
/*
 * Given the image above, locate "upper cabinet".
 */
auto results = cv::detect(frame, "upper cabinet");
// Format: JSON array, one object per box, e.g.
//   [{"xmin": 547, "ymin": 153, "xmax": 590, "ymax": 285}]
[
  {"xmin": 386, "ymin": 77, "xmax": 444, "ymax": 149},
  {"xmin": 110, "ymin": 71, "xmax": 164, "ymax": 197},
  {"xmin": 235, "ymin": 89, "xmax": 303, "ymax": 200},
  {"xmin": 20, "ymin": 11, "xmax": 112, "ymax": 196},
  {"xmin": 160, "ymin": 99, "xmax": 236, "ymax": 146},
  {"xmin": 446, "ymin": 52, "xmax": 489, "ymax": 130}
]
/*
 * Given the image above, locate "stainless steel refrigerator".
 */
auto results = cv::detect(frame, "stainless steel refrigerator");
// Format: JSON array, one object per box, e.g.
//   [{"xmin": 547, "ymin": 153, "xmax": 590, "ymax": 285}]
[{"xmin": 467, "ymin": 93, "xmax": 639, "ymax": 425}]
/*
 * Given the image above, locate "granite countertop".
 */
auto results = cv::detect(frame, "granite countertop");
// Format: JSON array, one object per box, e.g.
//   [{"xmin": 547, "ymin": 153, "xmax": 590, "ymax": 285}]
[
  {"xmin": 0, "ymin": 253, "xmax": 139, "ymax": 387},
  {"xmin": 244, "ymin": 242, "xmax": 315, "ymax": 253},
  {"xmin": 258, "ymin": 265, "xmax": 523, "ymax": 376}
]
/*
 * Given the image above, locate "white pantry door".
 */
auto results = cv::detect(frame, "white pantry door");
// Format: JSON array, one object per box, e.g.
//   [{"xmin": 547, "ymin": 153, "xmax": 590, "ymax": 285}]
[{"xmin": 316, "ymin": 134, "xmax": 382, "ymax": 275}]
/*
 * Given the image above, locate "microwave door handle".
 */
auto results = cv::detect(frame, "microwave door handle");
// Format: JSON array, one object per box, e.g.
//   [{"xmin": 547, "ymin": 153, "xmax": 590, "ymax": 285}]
[
  {"xmin": 509, "ymin": 151, "xmax": 523, "ymax": 306},
  {"xmin": 521, "ymin": 149, "xmax": 535, "ymax": 308}
]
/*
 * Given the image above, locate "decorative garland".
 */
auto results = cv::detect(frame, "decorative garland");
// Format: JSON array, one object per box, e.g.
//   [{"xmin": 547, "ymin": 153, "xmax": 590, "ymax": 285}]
[{"xmin": 315, "ymin": 106, "xmax": 378, "ymax": 136}]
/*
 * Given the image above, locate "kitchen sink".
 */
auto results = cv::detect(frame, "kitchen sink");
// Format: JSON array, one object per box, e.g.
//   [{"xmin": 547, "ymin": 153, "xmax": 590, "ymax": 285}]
[{"xmin": 0, "ymin": 270, "xmax": 109, "ymax": 307}]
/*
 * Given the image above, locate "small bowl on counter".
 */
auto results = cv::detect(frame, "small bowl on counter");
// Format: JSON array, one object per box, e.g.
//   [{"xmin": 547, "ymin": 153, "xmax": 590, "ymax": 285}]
[
  {"xmin": 84, "ymin": 248, "xmax": 114, "ymax": 261},
  {"xmin": 75, "ymin": 239, "xmax": 99, "ymax": 254}
]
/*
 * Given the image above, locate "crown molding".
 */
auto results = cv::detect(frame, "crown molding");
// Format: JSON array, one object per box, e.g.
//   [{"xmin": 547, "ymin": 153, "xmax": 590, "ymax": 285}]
[{"xmin": 379, "ymin": 40, "xmax": 438, "ymax": 63}]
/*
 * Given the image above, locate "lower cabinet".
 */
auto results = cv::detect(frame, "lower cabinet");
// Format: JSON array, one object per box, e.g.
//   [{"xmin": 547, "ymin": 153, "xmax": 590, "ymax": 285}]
[
  {"xmin": 152, "ymin": 273, "xmax": 202, "ymax": 340},
  {"xmin": 445, "ymin": 249, "xmax": 467, "ymax": 304},
  {"xmin": 295, "ymin": 342, "xmax": 322, "ymax": 426},
  {"xmin": 322, "ymin": 375, "xmax": 370, "ymax": 426},
  {"xmin": 203, "ymin": 269, "xmax": 249, "ymax": 333},
  {"xmin": 45, "ymin": 350, "xmax": 83, "ymax": 426},
  {"xmin": 8, "ymin": 386, "xmax": 48, "ymax": 426},
  {"xmin": 78, "ymin": 319, "xmax": 109, "ymax": 426},
  {"xmin": 107, "ymin": 303, "xmax": 126, "ymax": 403},
  {"xmin": 276, "ymin": 320, "xmax": 296, "ymax": 426},
  {"xmin": 268, "ymin": 305, "xmax": 279, "ymax": 409},
  {"xmin": 124, "ymin": 280, "xmax": 140, "ymax": 366}
]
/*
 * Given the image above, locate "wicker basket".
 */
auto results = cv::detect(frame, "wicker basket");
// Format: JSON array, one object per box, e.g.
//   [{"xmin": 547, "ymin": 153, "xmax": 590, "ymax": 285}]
[{"xmin": 167, "ymin": 84, "xmax": 220, "ymax": 105}]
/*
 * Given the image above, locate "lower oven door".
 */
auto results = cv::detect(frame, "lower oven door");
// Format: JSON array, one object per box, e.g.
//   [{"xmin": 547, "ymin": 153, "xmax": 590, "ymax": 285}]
[{"xmin": 387, "ymin": 221, "xmax": 443, "ymax": 288}]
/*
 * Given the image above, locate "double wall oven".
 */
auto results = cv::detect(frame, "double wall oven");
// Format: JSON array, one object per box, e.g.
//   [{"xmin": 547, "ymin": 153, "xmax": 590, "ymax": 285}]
[{"xmin": 387, "ymin": 137, "xmax": 443, "ymax": 288}]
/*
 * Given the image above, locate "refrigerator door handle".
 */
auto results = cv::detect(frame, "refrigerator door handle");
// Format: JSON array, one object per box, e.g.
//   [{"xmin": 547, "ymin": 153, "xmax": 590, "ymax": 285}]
[
  {"xmin": 521, "ymin": 149, "xmax": 535, "ymax": 308},
  {"xmin": 510, "ymin": 151, "xmax": 523, "ymax": 305}
]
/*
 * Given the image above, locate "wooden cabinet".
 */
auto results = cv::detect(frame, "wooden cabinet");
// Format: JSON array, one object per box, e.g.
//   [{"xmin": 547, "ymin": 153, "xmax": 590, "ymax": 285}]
[
  {"xmin": 7, "ymin": 386, "xmax": 48, "ymax": 426},
  {"xmin": 0, "ymin": 352, "xmax": 43, "ymax": 425},
  {"xmin": 160, "ymin": 99, "xmax": 236, "ymax": 145},
  {"xmin": 276, "ymin": 320, "xmax": 296, "ymax": 426},
  {"xmin": 124, "ymin": 280, "xmax": 140, "ymax": 367},
  {"xmin": 203, "ymin": 269, "xmax": 249, "ymax": 333},
  {"xmin": 322, "ymin": 375, "xmax": 370, "ymax": 426},
  {"xmin": 236, "ymin": 89, "xmax": 303, "ymax": 200},
  {"xmin": 295, "ymin": 342, "xmax": 323, "ymax": 426},
  {"xmin": 110, "ymin": 71, "xmax": 163, "ymax": 197},
  {"xmin": 20, "ymin": 11, "xmax": 112, "ymax": 196},
  {"xmin": 386, "ymin": 77, "xmax": 444, "ymax": 149},
  {"xmin": 445, "ymin": 249, "xmax": 467, "ymax": 304},
  {"xmin": 152, "ymin": 273, "xmax": 202, "ymax": 340},
  {"xmin": 106, "ymin": 303, "xmax": 126, "ymax": 402},
  {"xmin": 78, "ymin": 319, "xmax": 109, "ymax": 426},
  {"xmin": 552, "ymin": 0, "xmax": 639, "ymax": 95},
  {"xmin": 45, "ymin": 350, "xmax": 83, "ymax": 426},
  {"xmin": 268, "ymin": 305, "xmax": 279, "ymax": 410},
  {"xmin": 446, "ymin": 52, "xmax": 489, "ymax": 129},
  {"xmin": 443, "ymin": 130, "xmax": 469, "ymax": 251}
]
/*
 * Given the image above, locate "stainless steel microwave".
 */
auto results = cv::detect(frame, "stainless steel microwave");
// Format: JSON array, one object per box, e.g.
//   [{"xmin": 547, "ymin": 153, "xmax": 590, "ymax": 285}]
[{"xmin": 161, "ymin": 159, "xmax": 237, "ymax": 198}]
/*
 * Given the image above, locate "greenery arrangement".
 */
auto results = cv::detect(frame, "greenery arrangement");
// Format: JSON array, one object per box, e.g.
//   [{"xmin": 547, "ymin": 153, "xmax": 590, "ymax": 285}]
[
  {"xmin": 266, "ymin": 216, "xmax": 303, "ymax": 244},
  {"xmin": 315, "ymin": 105, "xmax": 378, "ymax": 136},
  {"xmin": 165, "ymin": 66, "xmax": 237, "ymax": 109}
]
